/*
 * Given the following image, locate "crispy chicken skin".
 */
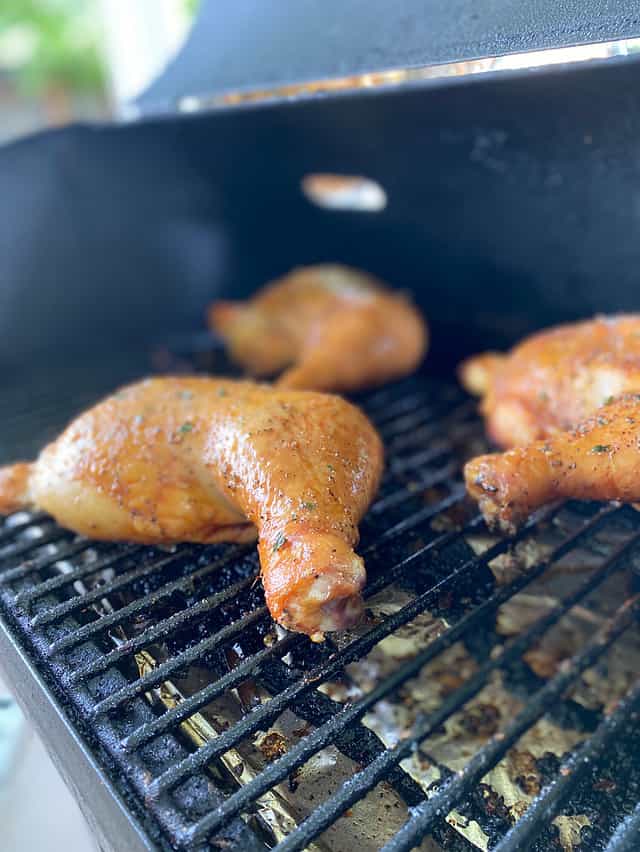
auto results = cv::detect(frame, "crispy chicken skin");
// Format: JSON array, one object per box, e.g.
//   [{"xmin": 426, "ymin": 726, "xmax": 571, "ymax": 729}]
[
  {"xmin": 0, "ymin": 463, "xmax": 31, "ymax": 515},
  {"xmin": 457, "ymin": 352, "xmax": 505, "ymax": 398},
  {"xmin": 0, "ymin": 377, "xmax": 383, "ymax": 640},
  {"xmin": 208, "ymin": 264, "xmax": 427, "ymax": 392},
  {"xmin": 459, "ymin": 316, "xmax": 640, "ymax": 448},
  {"xmin": 465, "ymin": 393, "xmax": 640, "ymax": 532}
]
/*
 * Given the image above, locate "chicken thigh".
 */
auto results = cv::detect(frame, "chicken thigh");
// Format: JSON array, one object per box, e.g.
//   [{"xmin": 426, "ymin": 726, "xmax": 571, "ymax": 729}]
[
  {"xmin": 459, "ymin": 315, "xmax": 640, "ymax": 448},
  {"xmin": 208, "ymin": 264, "xmax": 427, "ymax": 392},
  {"xmin": 0, "ymin": 377, "xmax": 383, "ymax": 639},
  {"xmin": 465, "ymin": 393, "xmax": 640, "ymax": 532}
]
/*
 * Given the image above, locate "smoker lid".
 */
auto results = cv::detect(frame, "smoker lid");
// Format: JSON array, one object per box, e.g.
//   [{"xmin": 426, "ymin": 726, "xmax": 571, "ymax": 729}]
[{"xmin": 136, "ymin": 0, "xmax": 640, "ymax": 114}]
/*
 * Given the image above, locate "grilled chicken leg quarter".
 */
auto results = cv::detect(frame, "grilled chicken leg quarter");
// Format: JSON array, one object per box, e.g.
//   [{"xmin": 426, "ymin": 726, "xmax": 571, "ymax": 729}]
[
  {"xmin": 0, "ymin": 377, "xmax": 384, "ymax": 640},
  {"xmin": 459, "ymin": 315, "xmax": 640, "ymax": 448},
  {"xmin": 209, "ymin": 264, "xmax": 428, "ymax": 392},
  {"xmin": 465, "ymin": 393, "xmax": 640, "ymax": 532}
]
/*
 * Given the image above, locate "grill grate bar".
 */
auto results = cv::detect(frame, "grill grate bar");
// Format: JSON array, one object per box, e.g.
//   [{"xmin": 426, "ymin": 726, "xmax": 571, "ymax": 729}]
[
  {"xmin": 0, "ymin": 528, "xmax": 69, "ymax": 569},
  {"xmin": 356, "ymin": 376, "xmax": 419, "ymax": 408},
  {"xmin": 379, "ymin": 594, "xmax": 640, "ymax": 852},
  {"xmin": 1, "ymin": 537, "xmax": 97, "ymax": 585},
  {"xmin": 389, "ymin": 419, "xmax": 479, "ymax": 464},
  {"xmin": 386, "ymin": 439, "xmax": 459, "ymax": 476},
  {"xmin": 0, "ymin": 512, "xmax": 47, "ymax": 544},
  {"xmin": 364, "ymin": 502, "xmax": 560, "ymax": 597},
  {"xmin": 367, "ymin": 461, "xmax": 458, "ymax": 515},
  {"xmin": 46, "ymin": 545, "xmax": 257, "ymax": 655},
  {"xmin": 13, "ymin": 544, "xmax": 141, "ymax": 605},
  {"xmin": 605, "ymin": 800, "xmax": 640, "ymax": 852},
  {"xmin": 69, "ymin": 575, "xmax": 261, "ymax": 682},
  {"xmin": 367, "ymin": 387, "xmax": 450, "ymax": 426},
  {"xmin": 32, "ymin": 548, "xmax": 199, "ymax": 628},
  {"xmin": 91, "ymin": 605, "xmax": 269, "ymax": 716},
  {"xmin": 136, "ymin": 631, "xmax": 302, "ymax": 734},
  {"xmin": 493, "ymin": 677, "xmax": 640, "ymax": 852},
  {"xmin": 363, "ymin": 485, "xmax": 466, "ymax": 544},
  {"xmin": 380, "ymin": 398, "xmax": 474, "ymax": 444},
  {"xmin": 363, "ymin": 485, "xmax": 465, "ymax": 553},
  {"xmin": 150, "ymin": 505, "xmax": 614, "ymax": 826},
  {"xmin": 248, "ymin": 515, "xmax": 638, "ymax": 852}
]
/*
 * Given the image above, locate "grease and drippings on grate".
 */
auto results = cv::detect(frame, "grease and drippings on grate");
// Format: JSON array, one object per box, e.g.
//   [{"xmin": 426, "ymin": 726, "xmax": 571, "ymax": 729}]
[{"xmin": 0, "ymin": 369, "xmax": 639, "ymax": 852}]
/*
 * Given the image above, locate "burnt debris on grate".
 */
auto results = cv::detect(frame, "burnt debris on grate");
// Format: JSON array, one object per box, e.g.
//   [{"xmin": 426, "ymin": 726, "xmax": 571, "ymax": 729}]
[{"xmin": 0, "ymin": 370, "xmax": 640, "ymax": 851}]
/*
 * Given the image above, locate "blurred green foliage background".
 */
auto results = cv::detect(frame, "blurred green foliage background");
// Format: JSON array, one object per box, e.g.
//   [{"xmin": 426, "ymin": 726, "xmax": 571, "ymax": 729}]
[
  {"xmin": 0, "ymin": 0, "xmax": 199, "ymax": 138},
  {"xmin": 0, "ymin": 0, "xmax": 106, "ymax": 96},
  {"xmin": 0, "ymin": 0, "xmax": 199, "ymax": 96}
]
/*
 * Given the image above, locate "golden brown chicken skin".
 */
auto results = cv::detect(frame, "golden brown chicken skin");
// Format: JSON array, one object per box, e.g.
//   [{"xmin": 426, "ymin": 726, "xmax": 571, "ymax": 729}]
[
  {"xmin": 0, "ymin": 377, "xmax": 383, "ymax": 640},
  {"xmin": 459, "ymin": 316, "xmax": 640, "ymax": 448},
  {"xmin": 208, "ymin": 264, "xmax": 428, "ymax": 392},
  {"xmin": 465, "ymin": 393, "xmax": 640, "ymax": 532}
]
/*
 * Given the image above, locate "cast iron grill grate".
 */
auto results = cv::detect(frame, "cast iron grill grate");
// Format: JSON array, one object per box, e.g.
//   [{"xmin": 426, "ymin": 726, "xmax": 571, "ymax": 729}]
[{"xmin": 1, "ymin": 353, "xmax": 640, "ymax": 852}]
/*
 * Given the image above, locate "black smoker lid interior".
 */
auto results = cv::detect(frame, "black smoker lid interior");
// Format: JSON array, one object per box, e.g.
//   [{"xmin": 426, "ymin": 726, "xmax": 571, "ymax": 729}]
[
  {"xmin": 137, "ymin": 0, "xmax": 640, "ymax": 113},
  {"xmin": 1, "ymin": 2, "xmax": 640, "ymax": 381}
]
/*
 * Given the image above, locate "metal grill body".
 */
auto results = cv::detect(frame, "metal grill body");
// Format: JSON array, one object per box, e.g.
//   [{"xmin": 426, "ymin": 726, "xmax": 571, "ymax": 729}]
[{"xmin": 1, "ymin": 351, "xmax": 640, "ymax": 852}]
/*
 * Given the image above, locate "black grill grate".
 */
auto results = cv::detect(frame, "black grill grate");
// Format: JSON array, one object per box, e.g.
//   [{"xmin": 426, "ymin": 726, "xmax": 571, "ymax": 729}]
[{"xmin": 1, "ymin": 359, "xmax": 640, "ymax": 852}]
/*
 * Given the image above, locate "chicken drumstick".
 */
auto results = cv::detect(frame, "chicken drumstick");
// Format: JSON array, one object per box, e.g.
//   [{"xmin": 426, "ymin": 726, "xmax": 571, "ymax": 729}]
[
  {"xmin": 0, "ymin": 377, "xmax": 383, "ymax": 640},
  {"xmin": 465, "ymin": 393, "xmax": 640, "ymax": 532}
]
